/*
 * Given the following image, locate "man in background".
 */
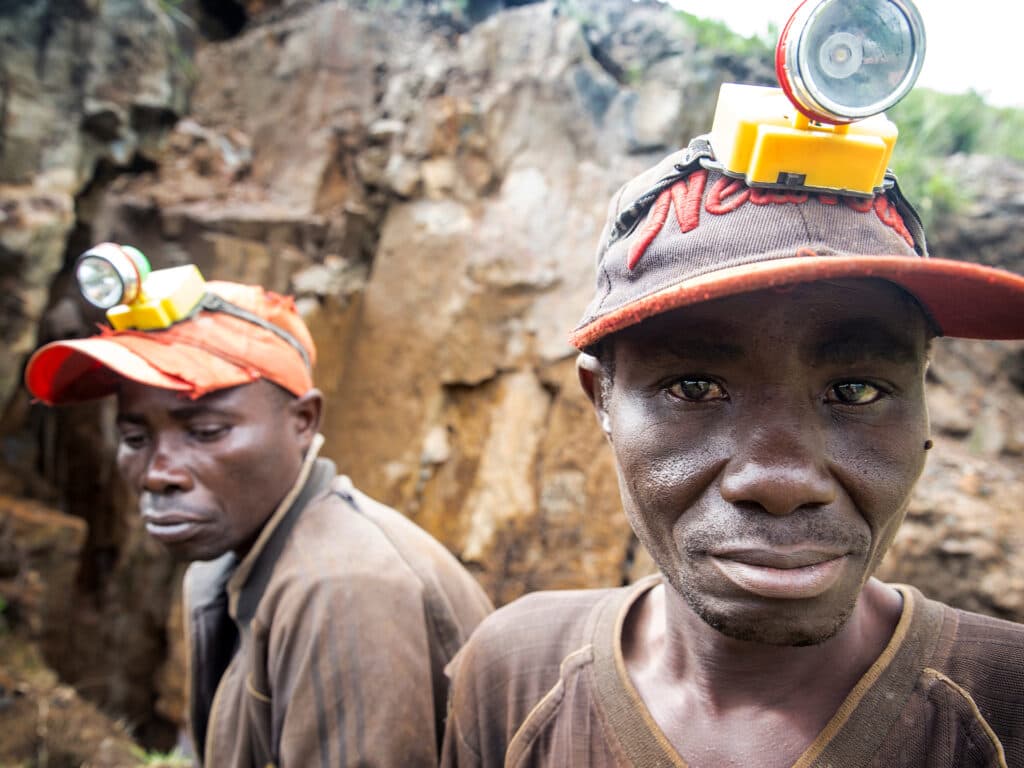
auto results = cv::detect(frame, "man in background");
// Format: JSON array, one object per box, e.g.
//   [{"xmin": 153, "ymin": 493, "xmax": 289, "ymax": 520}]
[
  {"xmin": 441, "ymin": 141, "xmax": 1024, "ymax": 767},
  {"xmin": 26, "ymin": 276, "xmax": 492, "ymax": 767}
]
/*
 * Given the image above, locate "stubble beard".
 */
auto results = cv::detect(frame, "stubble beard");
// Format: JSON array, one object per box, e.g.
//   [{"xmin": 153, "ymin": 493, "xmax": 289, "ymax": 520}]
[{"xmin": 669, "ymin": 565, "xmax": 859, "ymax": 647}]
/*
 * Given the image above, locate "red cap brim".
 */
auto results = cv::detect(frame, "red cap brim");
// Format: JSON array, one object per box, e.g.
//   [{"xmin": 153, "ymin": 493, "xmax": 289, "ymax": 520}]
[{"xmin": 570, "ymin": 256, "xmax": 1024, "ymax": 349}]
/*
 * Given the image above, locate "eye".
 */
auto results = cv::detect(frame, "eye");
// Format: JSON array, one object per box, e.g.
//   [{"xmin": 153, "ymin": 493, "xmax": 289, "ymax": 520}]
[
  {"xmin": 666, "ymin": 379, "xmax": 728, "ymax": 402},
  {"xmin": 189, "ymin": 424, "xmax": 230, "ymax": 442},
  {"xmin": 827, "ymin": 381, "xmax": 883, "ymax": 405},
  {"xmin": 118, "ymin": 430, "xmax": 148, "ymax": 450}
]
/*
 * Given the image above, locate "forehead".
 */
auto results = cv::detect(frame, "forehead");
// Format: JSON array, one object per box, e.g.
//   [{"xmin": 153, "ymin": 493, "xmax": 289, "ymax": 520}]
[
  {"xmin": 116, "ymin": 380, "xmax": 273, "ymax": 416},
  {"xmin": 612, "ymin": 278, "xmax": 931, "ymax": 363}
]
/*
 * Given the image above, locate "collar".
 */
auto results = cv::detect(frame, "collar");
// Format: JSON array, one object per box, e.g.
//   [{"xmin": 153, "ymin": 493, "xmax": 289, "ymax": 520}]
[{"xmin": 226, "ymin": 433, "xmax": 325, "ymax": 619}]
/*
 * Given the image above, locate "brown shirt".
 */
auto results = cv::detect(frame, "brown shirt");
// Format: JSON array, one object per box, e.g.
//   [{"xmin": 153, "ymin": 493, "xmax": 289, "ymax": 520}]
[
  {"xmin": 185, "ymin": 442, "xmax": 493, "ymax": 767},
  {"xmin": 442, "ymin": 576, "xmax": 1023, "ymax": 768}
]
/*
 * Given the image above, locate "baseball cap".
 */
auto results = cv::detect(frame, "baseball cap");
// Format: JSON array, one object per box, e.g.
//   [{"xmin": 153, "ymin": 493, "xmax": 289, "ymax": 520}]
[
  {"xmin": 25, "ymin": 281, "xmax": 317, "ymax": 406},
  {"xmin": 571, "ymin": 137, "xmax": 1024, "ymax": 350}
]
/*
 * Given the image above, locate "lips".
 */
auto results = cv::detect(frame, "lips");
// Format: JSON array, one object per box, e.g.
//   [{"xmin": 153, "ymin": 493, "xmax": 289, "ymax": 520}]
[
  {"xmin": 709, "ymin": 546, "xmax": 849, "ymax": 599},
  {"xmin": 142, "ymin": 512, "xmax": 205, "ymax": 545}
]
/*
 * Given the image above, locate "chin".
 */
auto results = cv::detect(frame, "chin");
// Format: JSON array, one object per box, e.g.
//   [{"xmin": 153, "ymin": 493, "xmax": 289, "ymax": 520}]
[
  {"xmin": 162, "ymin": 540, "xmax": 225, "ymax": 563},
  {"xmin": 674, "ymin": 573, "xmax": 859, "ymax": 647},
  {"xmin": 696, "ymin": 604, "xmax": 851, "ymax": 647}
]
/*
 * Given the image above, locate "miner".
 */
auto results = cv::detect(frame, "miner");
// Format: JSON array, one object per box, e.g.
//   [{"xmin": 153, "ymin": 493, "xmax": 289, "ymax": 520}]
[
  {"xmin": 440, "ymin": 140, "xmax": 1024, "ymax": 766},
  {"xmin": 25, "ymin": 277, "xmax": 492, "ymax": 767}
]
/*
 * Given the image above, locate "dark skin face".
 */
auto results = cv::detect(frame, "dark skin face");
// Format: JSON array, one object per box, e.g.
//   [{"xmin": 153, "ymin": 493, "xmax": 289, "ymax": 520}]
[
  {"xmin": 579, "ymin": 279, "xmax": 932, "ymax": 765},
  {"xmin": 116, "ymin": 379, "xmax": 322, "ymax": 562}
]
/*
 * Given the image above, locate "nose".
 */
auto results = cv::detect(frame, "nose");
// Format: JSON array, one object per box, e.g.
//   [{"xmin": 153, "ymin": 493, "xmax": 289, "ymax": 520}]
[
  {"xmin": 719, "ymin": 396, "xmax": 837, "ymax": 516},
  {"xmin": 141, "ymin": 440, "xmax": 191, "ymax": 495}
]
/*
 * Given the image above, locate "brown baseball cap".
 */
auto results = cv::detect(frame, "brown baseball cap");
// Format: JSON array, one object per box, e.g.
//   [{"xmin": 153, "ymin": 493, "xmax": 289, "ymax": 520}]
[
  {"xmin": 25, "ymin": 281, "xmax": 317, "ymax": 406},
  {"xmin": 570, "ymin": 139, "xmax": 1024, "ymax": 349}
]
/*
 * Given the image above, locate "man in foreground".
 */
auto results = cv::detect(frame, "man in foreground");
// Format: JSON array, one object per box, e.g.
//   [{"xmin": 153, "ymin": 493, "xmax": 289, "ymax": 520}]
[
  {"xmin": 441, "ymin": 145, "xmax": 1024, "ymax": 767},
  {"xmin": 26, "ymin": 278, "xmax": 492, "ymax": 766}
]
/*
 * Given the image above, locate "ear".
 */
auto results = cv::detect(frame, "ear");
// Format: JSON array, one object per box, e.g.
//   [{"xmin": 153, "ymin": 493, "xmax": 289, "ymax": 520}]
[
  {"xmin": 577, "ymin": 352, "xmax": 612, "ymax": 438},
  {"xmin": 289, "ymin": 388, "xmax": 323, "ymax": 451}
]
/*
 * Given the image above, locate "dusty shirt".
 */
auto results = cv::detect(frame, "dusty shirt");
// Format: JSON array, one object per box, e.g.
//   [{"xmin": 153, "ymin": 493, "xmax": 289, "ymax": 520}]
[
  {"xmin": 442, "ymin": 576, "xmax": 1023, "ymax": 768},
  {"xmin": 185, "ymin": 445, "xmax": 493, "ymax": 768}
]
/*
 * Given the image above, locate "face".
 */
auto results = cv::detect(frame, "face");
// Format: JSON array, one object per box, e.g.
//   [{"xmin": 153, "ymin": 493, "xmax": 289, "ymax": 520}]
[
  {"xmin": 582, "ymin": 279, "xmax": 931, "ymax": 646},
  {"xmin": 116, "ymin": 379, "xmax": 321, "ymax": 561}
]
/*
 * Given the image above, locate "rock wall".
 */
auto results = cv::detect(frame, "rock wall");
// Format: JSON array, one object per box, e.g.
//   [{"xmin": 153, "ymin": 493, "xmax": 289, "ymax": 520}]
[{"xmin": 0, "ymin": 0, "xmax": 1021, "ymax": 757}]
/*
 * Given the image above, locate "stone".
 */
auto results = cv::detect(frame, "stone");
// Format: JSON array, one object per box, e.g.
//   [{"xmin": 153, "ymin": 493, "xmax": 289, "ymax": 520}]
[
  {"xmin": 0, "ymin": 186, "xmax": 75, "ymax": 406},
  {"xmin": 0, "ymin": 495, "xmax": 86, "ymax": 648},
  {"xmin": 385, "ymin": 154, "xmax": 423, "ymax": 197}
]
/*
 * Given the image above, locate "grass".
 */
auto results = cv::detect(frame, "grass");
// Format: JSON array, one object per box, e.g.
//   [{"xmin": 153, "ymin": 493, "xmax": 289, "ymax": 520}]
[{"xmin": 132, "ymin": 746, "xmax": 194, "ymax": 767}]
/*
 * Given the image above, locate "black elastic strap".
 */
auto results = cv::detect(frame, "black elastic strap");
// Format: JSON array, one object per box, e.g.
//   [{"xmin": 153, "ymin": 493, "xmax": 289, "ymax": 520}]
[{"xmin": 199, "ymin": 293, "xmax": 312, "ymax": 371}]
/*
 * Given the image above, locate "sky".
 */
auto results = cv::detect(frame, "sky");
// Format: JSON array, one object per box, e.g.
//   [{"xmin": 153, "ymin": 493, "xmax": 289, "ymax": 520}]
[{"xmin": 661, "ymin": 0, "xmax": 1022, "ymax": 109}]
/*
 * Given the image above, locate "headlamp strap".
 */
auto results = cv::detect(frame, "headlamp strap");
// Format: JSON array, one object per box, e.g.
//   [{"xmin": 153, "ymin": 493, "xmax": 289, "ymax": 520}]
[
  {"xmin": 606, "ymin": 135, "xmax": 716, "ymax": 252},
  {"xmin": 883, "ymin": 170, "xmax": 929, "ymax": 257},
  {"xmin": 606, "ymin": 136, "xmax": 929, "ymax": 259},
  {"xmin": 199, "ymin": 293, "xmax": 312, "ymax": 371}
]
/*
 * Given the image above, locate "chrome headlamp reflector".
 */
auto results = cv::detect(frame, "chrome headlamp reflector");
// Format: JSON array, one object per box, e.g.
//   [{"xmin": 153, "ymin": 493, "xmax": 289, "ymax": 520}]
[
  {"xmin": 776, "ymin": 0, "xmax": 926, "ymax": 124},
  {"xmin": 75, "ymin": 243, "xmax": 151, "ymax": 309}
]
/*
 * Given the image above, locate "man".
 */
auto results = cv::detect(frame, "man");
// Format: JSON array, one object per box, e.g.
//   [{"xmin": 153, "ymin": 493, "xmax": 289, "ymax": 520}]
[
  {"xmin": 25, "ymin": 278, "xmax": 492, "ymax": 766},
  {"xmin": 441, "ymin": 142, "xmax": 1024, "ymax": 767}
]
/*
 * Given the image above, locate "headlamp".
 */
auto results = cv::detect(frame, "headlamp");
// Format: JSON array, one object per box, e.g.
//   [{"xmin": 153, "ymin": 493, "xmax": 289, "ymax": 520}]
[
  {"xmin": 708, "ymin": 0, "xmax": 926, "ymax": 196},
  {"xmin": 71, "ymin": 243, "xmax": 313, "ymax": 369},
  {"xmin": 777, "ymin": 0, "xmax": 926, "ymax": 124},
  {"xmin": 75, "ymin": 243, "xmax": 206, "ymax": 331},
  {"xmin": 76, "ymin": 243, "xmax": 151, "ymax": 309}
]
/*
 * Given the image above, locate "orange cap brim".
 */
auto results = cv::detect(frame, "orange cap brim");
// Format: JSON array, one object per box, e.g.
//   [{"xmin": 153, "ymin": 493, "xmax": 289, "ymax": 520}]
[{"xmin": 25, "ymin": 336, "xmax": 257, "ymax": 406}]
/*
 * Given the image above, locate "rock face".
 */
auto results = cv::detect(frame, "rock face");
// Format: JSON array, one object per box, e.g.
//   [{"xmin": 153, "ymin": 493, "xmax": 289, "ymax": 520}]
[
  {"xmin": 0, "ymin": 0, "xmax": 1021, "ymax": 758},
  {"xmin": 0, "ymin": 0, "xmax": 193, "ymax": 409}
]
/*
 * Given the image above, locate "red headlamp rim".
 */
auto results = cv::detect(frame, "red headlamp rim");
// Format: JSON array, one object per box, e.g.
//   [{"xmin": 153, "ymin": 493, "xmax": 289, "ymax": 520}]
[{"xmin": 775, "ymin": 0, "xmax": 926, "ymax": 125}]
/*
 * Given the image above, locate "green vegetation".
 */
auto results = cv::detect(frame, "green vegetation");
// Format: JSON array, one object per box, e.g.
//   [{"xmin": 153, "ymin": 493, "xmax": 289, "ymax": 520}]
[
  {"xmin": 888, "ymin": 88, "xmax": 1024, "ymax": 224},
  {"xmin": 676, "ymin": 11, "xmax": 775, "ymax": 60},
  {"xmin": 132, "ymin": 747, "xmax": 194, "ymax": 767}
]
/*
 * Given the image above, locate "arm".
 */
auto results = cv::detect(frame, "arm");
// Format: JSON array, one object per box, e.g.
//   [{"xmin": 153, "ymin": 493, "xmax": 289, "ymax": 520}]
[
  {"xmin": 440, "ymin": 644, "xmax": 493, "ymax": 768},
  {"xmin": 267, "ymin": 572, "xmax": 439, "ymax": 767}
]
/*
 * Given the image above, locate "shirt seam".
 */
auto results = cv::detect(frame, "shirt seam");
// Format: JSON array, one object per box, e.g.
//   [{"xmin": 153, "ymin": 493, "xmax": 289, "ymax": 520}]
[
  {"xmin": 506, "ymin": 644, "xmax": 595, "ymax": 766},
  {"xmin": 921, "ymin": 667, "xmax": 1009, "ymax": 768}
]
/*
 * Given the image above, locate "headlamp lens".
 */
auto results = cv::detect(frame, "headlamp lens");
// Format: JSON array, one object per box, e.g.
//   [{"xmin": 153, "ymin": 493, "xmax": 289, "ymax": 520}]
[
  {"xmin": 779, "ymin": 0, "xmax": 925, "ymax": 123},
  {"xmin": 75, "ymin": 244, "xmax": 150, "ymax": 309},
  {"xmin": 77, "ymin": 256, "xmax": 126, "ymax": 309}
]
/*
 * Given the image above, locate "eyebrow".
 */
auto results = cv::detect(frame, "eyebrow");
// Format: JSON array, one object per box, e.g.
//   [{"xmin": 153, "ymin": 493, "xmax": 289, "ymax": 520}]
[
  {"xmin": 117, "ymin": 398, "xmax": 241, "ymax": 424},
  {"xmin": 810, "ymin": 320, "xmax": 921, "ymax": 365},
  {"xmin": 660, "ymin": 337, "xmax": 745, "ymax": 362}
]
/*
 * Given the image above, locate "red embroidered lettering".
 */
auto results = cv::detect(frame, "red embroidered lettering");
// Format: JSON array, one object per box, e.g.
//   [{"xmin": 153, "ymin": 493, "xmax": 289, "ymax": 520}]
[
  {"xmin": 705, "ymin": 176, "xmax": 750, "ymax": 214},
  {"xmin": 749, "ymin": 188, "xmax": 809, "ymax": 205},
  {"xmin": 873, "ymin": 196, "xmax": 915, "ymax": 247},
  {"xmin": 627, "ymin": 172, "xmax": 708, "ymax": 270},
  {"xmin": 843, "ymin": 196, "xmax": 873, "ymax": 213},
  {"xmin": 670, "ymin": 170, "xmax": 707, "ymax": 234},
  {"xmin": 627, "ymin": 188, "xmax": 672, "ymax": 270}
]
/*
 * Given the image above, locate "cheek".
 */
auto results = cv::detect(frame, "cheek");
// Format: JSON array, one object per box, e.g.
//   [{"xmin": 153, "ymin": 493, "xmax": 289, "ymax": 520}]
[
  {"xmin": 829, "ymin": 400, "xmax": 928, "ymax": 535},
  {"xmin": 115, "ymin": 447, "xmax": 144, "ymax": 489},
  {"xmin": 205, "ymin": 429, "xmax": 302, "ymax": 522},
  {"xmin": 610, "ymin": 395, "xmax": 730, "ymax": 531}
]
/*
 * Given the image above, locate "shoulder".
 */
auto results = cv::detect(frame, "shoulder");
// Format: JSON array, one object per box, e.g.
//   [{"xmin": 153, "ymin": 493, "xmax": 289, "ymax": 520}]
[
  {"xmin": 276, "ymin": 476, "xmax": 469, "ymax": 585},
  {"xmin": 266, "ymin": 477, "xmax": 491, "ymax": 648},
  {"xmin": 457, "ymin": 586, "xmax": 617, "ymax": 669},
  {"xmin": 917, "ymin": 591, "xmax": 1024, "ymax": 761},
  {"xmin": 930, "ymin": 597, "xmax": 1024, "ymax": 682},
  {"xmin": 446, "ymin": 583, "xmax": 639, "ymax": 757}
]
